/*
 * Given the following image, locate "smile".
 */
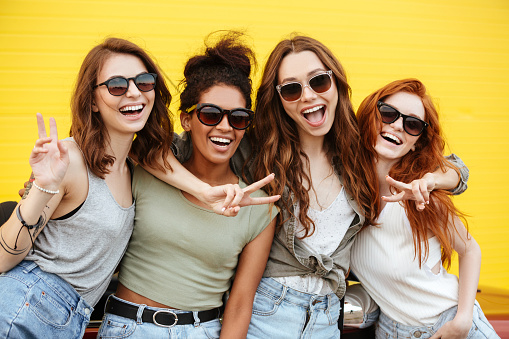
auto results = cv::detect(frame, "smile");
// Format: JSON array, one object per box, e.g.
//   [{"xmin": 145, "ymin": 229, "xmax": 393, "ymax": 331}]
[
  {"xmin": 301, "ymin": 105, "xmax": 326, "ymax": 125},
  {"xmin": 381, "ymin": 132, "xmax": 402, "ymax": 145},
  {"xmin": 210, "ymin": 136, "xmax": 232, "ymax": 147},
  {"xmin": 119, "ymin": 104, "xmax": 144, "ymax": 115}
]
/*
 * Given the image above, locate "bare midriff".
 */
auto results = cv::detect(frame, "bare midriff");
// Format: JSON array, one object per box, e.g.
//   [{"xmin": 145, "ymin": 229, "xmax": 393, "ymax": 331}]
[{"xmin": 115, "ymin": 282, "xmax": 177, "ymax": 309}]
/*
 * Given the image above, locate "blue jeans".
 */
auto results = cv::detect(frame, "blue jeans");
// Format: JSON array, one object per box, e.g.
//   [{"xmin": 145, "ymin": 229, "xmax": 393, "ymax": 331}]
[
  {"xmin": 0, "ymin": 260, "xmax": 92, "ymax": 339},
  {"xmin": 376, "ymin": 301, "xmax": 500, "ymax": 339},
  {"xmin": 247, "ymin": 277, "xmax": 342, "ymax": 339},
  {"xmin": 97, "ymin": 295, "xmax": 222, "ymax": 338}
]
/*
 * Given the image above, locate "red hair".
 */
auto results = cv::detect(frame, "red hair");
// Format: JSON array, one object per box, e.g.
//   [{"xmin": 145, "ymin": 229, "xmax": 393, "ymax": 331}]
[{"xmin": 357, "ymin": 79, "xmax": 466, "ymax": 268}]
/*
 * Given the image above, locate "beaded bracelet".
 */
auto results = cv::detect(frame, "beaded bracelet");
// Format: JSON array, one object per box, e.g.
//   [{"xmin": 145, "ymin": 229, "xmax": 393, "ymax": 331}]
[{"xmin": 33, "ymin": 181, "xmax": 60, "ymax": 195}]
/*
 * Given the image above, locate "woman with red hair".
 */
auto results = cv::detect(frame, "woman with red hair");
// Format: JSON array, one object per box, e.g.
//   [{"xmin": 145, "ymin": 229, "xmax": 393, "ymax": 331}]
[{"xmin": 351, "ymin": 79, "xmax": 499, "ymax": 338}]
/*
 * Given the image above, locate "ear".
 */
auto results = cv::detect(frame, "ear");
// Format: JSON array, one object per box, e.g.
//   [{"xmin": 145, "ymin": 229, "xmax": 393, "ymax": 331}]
[
  {"xmin": 180, "ymin": 112, "xmax": 192, "ymax": 132},
  {"xmin": 92, "ymin": 99, "xmax": 99, "ymax": 113}
]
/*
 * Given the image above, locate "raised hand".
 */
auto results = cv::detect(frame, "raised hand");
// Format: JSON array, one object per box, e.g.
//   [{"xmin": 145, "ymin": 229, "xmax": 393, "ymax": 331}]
[
  {"xmin": 382, "ymin": 174, "xmax": 436, "ymax": 211},
  {"xmin": 201, "ymin": 173, "xmax": 280, "ymax": 217},
  {"xmin": 29, "ymin": 113, "xmax": 69, "ymax": 192}
]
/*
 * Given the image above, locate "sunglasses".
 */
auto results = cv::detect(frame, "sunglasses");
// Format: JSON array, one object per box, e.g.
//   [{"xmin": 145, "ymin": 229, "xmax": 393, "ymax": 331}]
[
  {"xmin": 276, "ymin": 70, "xmax": 333, "ymax": 102},
  {"xmin": 377, "ymin": 101, "xmax": 428, "ymax": 136},
  {"xmin": 94, "ymin": 73, "xmax": 157, "ymax": 96},
  {"xmin": 186, "ymin": 103, "xmax": 254, "ymax": 130}
]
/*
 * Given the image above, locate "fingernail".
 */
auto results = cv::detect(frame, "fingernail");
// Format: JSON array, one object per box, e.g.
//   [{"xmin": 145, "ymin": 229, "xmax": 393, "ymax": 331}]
[{"xmin": 221, "ymin": 207, "xmax": 226, "ymax": 213}]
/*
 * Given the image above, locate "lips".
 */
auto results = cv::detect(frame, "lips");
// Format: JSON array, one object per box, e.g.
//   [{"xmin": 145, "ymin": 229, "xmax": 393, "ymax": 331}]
[
  {"xmin": 119, "ymin": 104, "xmax": 144, "ymax": 115},
  {"xmin": 381, "ymin": 132, "xmax": 402, "ymax": 145},
  {"xmin": 209, "ymin": 136, "xmax": 232, "ymax": 147}
]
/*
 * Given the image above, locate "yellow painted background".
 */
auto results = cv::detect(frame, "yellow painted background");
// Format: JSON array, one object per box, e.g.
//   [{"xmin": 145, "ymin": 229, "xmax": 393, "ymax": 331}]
[{"xmin": 1, "ymin": 0, "xmax": 508, "ymax": 294}]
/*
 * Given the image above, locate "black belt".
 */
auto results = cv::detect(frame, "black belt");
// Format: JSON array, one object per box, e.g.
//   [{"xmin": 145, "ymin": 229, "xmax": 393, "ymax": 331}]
[{"xmin": 105, "ymin": 296, "xmax": 222, "ymax": 327}]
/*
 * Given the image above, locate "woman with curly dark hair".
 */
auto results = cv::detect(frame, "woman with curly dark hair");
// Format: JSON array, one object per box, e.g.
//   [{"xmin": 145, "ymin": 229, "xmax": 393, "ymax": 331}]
[{"xmin": 97, "ymin": 32, "xmax": 278, "ymax": 339}]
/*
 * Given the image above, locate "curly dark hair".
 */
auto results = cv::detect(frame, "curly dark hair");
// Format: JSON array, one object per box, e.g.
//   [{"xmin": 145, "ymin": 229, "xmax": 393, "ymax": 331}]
[{"xmin": 179, "ymin": 31, "xmax": 256, "ymax": 112}]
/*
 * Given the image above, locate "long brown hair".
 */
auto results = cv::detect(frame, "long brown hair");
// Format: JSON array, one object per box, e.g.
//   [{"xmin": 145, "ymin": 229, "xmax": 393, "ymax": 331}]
[
  {"xmin": 70, "ymin": 37, "xmax": 173, "ymax": 178},
  {"xmin": 251, "ymin": 34, "xmax": 376, "ymax": 236},
  {"xmin": 357, "ymin": 78, "xmax": 466, "ymax": 268}
]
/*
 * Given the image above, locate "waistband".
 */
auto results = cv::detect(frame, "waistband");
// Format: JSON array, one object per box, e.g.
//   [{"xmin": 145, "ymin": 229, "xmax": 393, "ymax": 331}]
[
  {"xmin": 258, "ymin": 277, "xmax": 339, "ymax": 310},
  {"xmin": 106, "ymin": 295, "xmax": 223, "ymax": 327}
]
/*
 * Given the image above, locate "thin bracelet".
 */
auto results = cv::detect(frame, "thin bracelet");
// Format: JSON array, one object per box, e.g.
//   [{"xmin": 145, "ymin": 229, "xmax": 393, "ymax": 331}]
[{"xmin": 33, "ymin": 181, "xmax": 60, "ymax": 195}]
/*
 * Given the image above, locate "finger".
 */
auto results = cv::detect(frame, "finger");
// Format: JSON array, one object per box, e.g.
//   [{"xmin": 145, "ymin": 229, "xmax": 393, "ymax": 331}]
[
  {"xmin": 49, "ymin": 117, "xmax": 59, "ymax": 142},
  {"xmin": 36, "ymin": 113, "xmax": 48, "ymax": 139},
  {"xmin": 18, "ymin": 188, "xmax": 26, "ymax": 197},
  {"xmin": 243, "ymin": 173, "xmax": 275, "ymax": 195},
  {"xmin": 221, "ymin": 206, "xmax": 240, "ymax": 217},
  {"xmin": 385, "ymin": 175, "xmax": 411, "ymax": 191},
  {"xmin": 381, "ymin": 191, "xmax": 405, "ymax": 202},
  {"xmin": 420, "ymin": 180, "xmax": 430, "ymax": 204},
  {"xmin": 415, "ymin": 201, "xmax": 426, "ymax": 211},
  {"xmin": 228, "ymin": 185, "xmax": 244, "ymax": 208},
  {"xmin": 221, "ymin": 184, "xmax": 235, "ymax": 210},
  {"xmin": 57, "ymin": 140, "xmax": 69, "ymax": 160},
  {"xmin": 246, "ymin": 195, "xmax": 281, "ymax": 206},
  {"xmin": 411, "ymin": 182, "xmax": 425, "ymax": 205}
]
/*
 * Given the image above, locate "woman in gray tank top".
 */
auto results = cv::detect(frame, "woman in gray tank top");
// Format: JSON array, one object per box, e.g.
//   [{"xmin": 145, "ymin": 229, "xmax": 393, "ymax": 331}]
[{"xmin": 0, "ymin": 37, "xmax": 277, "ymax": 339}]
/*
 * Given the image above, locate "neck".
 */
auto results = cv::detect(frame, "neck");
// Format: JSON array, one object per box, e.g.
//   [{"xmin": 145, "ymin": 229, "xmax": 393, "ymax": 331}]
[
  {"xmin": 183, "ymin": 157, "xmax": 237, "ymax": 186},
  {"xmin": 105, "ymin": 132, "xmax": 134, "ymax": 172},
  {"xmin": 299, "ymin": 133, "xmax": 326, "ymax": 158},
  {"xmin": 376, "ymin": 158, "xmax": 395, "ymax": 197}
]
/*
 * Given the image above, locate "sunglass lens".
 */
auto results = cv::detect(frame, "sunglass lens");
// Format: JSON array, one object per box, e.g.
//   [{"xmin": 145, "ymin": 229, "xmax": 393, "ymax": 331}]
[
  {"xmin": 229, "ymin": 110, "xmax": 252, "ymax": 129},
  {"xmin": 309, "ymin": 73, "xmax": 332, "ymax": 93},
  {"xmin": 404, "ymin": 117, "xmax": 424, "ymax": 136},
  {"xmin": 107, "ymin": 77, "xmax": 129, "ymax": 96},
  {"xmin": 198, "ymin": 106, "xmax": 223, "ymax": 125},
  {"xmin": 280, "ymin": 83, "xmax": 302, "ymax": 102},
  {"xmin": 379, "ymin": 105, "xmax": 399, "ymax": 123},
  {"xmin": 136, "ymin": 73, "xmax": 156, "ymax": 92}
]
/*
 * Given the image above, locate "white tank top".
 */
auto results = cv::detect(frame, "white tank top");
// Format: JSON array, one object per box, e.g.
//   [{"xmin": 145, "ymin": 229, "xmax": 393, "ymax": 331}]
[{"xmin": 350, "ymin": 202, "xmax": 458, "ymax": 325}]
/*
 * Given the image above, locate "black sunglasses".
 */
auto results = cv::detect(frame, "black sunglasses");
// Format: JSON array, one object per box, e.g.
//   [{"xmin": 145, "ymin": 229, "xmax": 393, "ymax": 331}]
[
  {"xmin": 186, "ymin": 103, "xmax": 254, "ymax": 130},
  {"xmin": 276, "ymin": 70, "xmax": 333, "ymax": 102},
  {"xmin": 94, "ymin": 73, "xmax": 157, "ymax": 96},
  {"xmin": 377, "ymin": 101, "xmax": 428, "ymax": 136}
]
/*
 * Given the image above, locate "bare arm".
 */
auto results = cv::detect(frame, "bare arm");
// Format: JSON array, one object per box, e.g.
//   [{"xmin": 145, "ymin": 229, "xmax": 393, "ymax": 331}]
[
  {"xmin": 429, "ymin": 217, "xmax": 480, "ymax": 339},
  {"xmin": 0, "ymin": 114, "xmax": 69, "ymax": 272},
  {"xmin": 382, "ymin": 156, "xmax": 463, "ymax": 211},
  {"xmin": 143, "ymin": 152, "xmax": 280, "ymax": 217},
  {"xmin": 219, "ymin": 217, "xmax": 276, "ymax": 338}
]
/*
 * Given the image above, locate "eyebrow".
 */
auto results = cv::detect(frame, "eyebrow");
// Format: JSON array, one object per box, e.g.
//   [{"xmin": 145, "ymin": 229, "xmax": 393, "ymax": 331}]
[{"xmin": 279, "ymin": 68, "xmax": 326, "ymax": 84}]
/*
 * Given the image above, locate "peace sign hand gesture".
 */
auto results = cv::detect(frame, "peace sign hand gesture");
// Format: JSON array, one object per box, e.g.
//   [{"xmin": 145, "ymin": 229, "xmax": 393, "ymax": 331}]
[{"xmin": 29, "ymin": 113, "xmax": 69, "ymax": 192}]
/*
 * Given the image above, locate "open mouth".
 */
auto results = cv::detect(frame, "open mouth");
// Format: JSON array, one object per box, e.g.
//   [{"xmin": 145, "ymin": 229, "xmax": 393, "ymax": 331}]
[
  {"xmin": 302, "ymin": 105, "xmax": 325, "ymax": 123},
  {"xmin": 210, "ymin": 136, "xmax": 232, "ymax": 147},
  {"xmin": 119, "ymin": 104, "xmax": 144, "ymax": 116},
  {"xmin": 381, "ymin": 132, "xmax": 402, "ymax": 145}
]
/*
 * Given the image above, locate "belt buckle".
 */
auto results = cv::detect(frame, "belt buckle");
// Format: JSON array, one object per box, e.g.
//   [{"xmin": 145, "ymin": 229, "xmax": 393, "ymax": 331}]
[{"xmin": 152, "ymin": 310, "xmax": 178, "ymax": 328}]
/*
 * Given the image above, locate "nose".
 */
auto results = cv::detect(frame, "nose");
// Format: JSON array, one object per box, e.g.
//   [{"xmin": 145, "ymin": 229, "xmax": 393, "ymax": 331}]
[
  {"xmin": 390, "ymin": 116, "xmax": 404, "ymax": 131},
  {"xmin": 300, "ymin": 84, "xmax": 317, "ymax": 102},
  {"xmin": 125, "ymin": 79, "xmax": 141, "ymax": 97},
  {"xmin": 216, "ymin": 113, "xmax": 232, "ymax": 131}
]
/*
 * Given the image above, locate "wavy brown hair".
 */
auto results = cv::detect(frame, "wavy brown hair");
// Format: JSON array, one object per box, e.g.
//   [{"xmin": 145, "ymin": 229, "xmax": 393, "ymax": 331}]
[
  {"xmin": 70, "ymin": 37, "xmax": 173, "ymax": 178},
  {"xmin": 356, "ymin": 78, "xmax": 466, "ymax": 268},
  {"xmin": 250, "ymin": 34, "xmax": 376, "ymax": 236}
]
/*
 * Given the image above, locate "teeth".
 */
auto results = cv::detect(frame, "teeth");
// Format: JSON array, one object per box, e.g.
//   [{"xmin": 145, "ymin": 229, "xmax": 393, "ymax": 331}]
[
  {"xmin": 120, "ymin": 104, "xmax": 143, "ymax": 112},
  {"xmin": 210, "ymin": 137, "xmax": 231, "ymax": 144},
  {"xmin": 381, "ymin": 132, "xmax": 401, "ymax": 144},
  {"xmin": 302, "ymin": 105, "xmax": 324, "ymax": 114}
]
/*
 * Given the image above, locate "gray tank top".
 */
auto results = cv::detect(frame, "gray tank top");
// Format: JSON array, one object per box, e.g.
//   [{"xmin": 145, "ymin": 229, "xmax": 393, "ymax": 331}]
[{"xmin": 25, "ymin": 140, "xmax": 135, "ymax": 307}]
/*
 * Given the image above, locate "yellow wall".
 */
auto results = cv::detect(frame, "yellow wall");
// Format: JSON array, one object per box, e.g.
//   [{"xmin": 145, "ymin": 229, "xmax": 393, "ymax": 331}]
[{"xmin": 1, "ymin": 0, "xmax": 508, "ymax": 290}]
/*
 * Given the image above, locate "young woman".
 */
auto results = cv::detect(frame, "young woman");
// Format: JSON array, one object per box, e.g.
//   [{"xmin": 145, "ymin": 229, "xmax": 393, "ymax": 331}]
[
  {"xmin": 154, "ymin": 34, "xmax": 468, "ymax": 338},
  {"xmin": 350, "ymin": 79, "xmax": 499, "ymax": 338},
  {"xmin": 97, "ymin": 32, "xmax": 278, "ymax": 339},
  {"xmin": 0, "ymin": 37, "xmax": 275, "ymax": 339}
]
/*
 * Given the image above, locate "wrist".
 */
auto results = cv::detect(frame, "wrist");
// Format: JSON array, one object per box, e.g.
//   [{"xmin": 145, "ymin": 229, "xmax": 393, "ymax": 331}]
[{"xmin": 33, "ymin": 181, "xmax": 60, "ymax": 195}]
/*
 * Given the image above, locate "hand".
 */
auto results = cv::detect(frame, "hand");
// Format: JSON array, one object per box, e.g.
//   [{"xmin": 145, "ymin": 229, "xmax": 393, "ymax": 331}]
[
  {"xmin": 29, "ymin": 113, "xmax": 69, "ymax": 192},
  {"xmin": 201, "ymin": 174, "xmax": 280, "ymax": 217},
  {"xmin": 429, "ymin": 317, "xmax": 471, "ymax": 339},
  {"xmin": 381, "ymin": 174, "xmax": 436, "ymax": 211},
  {"xmin": 18, "ymin": 180, "xmax": 30, "ymax": 198}
]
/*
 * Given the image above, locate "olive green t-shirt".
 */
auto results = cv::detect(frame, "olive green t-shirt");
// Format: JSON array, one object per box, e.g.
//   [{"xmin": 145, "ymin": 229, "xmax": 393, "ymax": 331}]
[{"xmin": 119, "ymin": 166, "xmax": 278, "ymax": 311}]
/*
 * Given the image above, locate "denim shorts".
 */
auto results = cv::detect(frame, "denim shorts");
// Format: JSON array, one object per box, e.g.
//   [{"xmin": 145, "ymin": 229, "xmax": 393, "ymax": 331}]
[
  {"xmin": 376, "ymin": 301, "xmax": 500, "ymax": 339},
  {"xmin": 247, "ymin": 277, "xmax": 342, "ymax": 339},
  {"xmin": 97, "ymin": 295, "xmax": 222, "ymax": 338},
  {"xmin": 0, "ymin": 260, "xmax": 93, "ymax": 339}
]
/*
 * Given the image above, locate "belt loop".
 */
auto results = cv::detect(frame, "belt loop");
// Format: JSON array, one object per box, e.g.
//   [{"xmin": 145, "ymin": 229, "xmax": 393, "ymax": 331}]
[
  {"xmin": 136, "ymin": 304, "xmax": 147, "ymax": 324},
  {"xmin": 327, "ymin": 294, "xmax": 331, "ymax": 312},
  {"xmin": 278, "ymin": 285, "xmax": 288, "ymax": 305},
  {"xmin": 193, "ymin": 311, "xmax": 200, "ymax": 327},
  {"xmin": 22, "ymin": 261, "xmax": 38, "ymax": 273}
]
